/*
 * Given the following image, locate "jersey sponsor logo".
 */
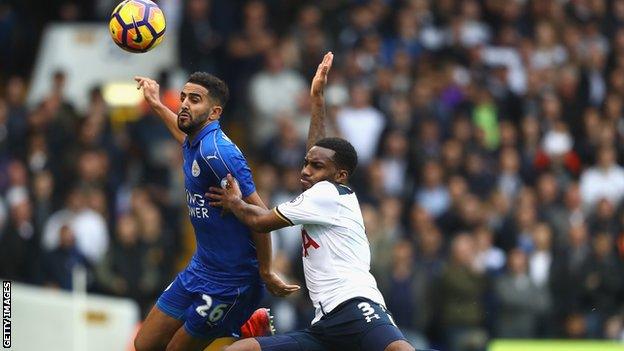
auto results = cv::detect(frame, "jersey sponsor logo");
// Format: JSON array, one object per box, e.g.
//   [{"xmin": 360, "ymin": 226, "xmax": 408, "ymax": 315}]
[
  {"xmin": 186, "ymin": 189, "xmax": 210, "ymax": 218},
  {"xmin": 192, "ymin": 159, "xmax": 201, "ymax": 177},
  {"xmin": 302, "ymin": 229, "xmax": 320, "ymax": 257}
]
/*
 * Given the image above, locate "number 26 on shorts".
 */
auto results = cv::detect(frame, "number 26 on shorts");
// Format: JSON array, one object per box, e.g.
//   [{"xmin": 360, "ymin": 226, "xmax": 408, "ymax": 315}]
[{"xmin": 195, "ymin": 294, "xmax": 230, "ymax": 324}]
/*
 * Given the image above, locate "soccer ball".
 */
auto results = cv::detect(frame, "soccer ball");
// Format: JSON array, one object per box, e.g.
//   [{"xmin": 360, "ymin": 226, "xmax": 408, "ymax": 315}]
[{"xmin": 109, "ymin": 0, "xmax": 166, "ymax": 53}]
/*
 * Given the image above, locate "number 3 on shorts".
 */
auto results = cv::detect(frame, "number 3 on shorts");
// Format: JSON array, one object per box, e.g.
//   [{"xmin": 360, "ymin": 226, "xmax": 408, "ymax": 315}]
[
  {"xmin": 195, "ymin": 294, "xmax": 230, "ymax": 323},
  {"xmin": 358, "ymin": 302, "xmax": 381, "ymax": 323}
]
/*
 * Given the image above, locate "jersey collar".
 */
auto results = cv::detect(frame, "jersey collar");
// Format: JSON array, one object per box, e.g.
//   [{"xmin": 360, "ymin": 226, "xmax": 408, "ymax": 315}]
[{"xmin": 185, "ymin": 121, "xmax": 220, "ymax": 148}]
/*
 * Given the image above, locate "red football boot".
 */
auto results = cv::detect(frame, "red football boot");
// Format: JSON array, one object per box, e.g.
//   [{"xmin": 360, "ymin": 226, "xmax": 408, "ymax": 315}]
[{"xmin": 240, "ymin": 308, "xmax": 276, "ymax": 338}]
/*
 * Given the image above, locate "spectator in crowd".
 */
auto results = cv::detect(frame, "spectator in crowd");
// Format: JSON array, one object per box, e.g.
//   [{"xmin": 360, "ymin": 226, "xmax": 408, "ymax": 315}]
[
  {"xmin": 261, "ymin": 117, "xmax": 307, "ymax": 169},
  {"xmin": 580, "ymin": 145, "xmax": 624, "ymax": 209},
  {"xmin": 41, "ymin": 224, "xmax": 90, "ymax": 290},
  {"xmin": 378, "ymin": 240, "xmax": 430, "ymax": 350},
  {"xmin": 5, "ymin": 76, "xmax": 28, "ymax": 159},
  {"xmin": 535, "ymin": 173, "xmax": 566, "ymax": 241},
  {"xmin": 497, "ymin": 146, "xmax": 523, "ymax": 202},
  {"xmin": 0, "ymin": 187, "xmax": 37, "ymax": 282},
  {"xmin": 588, "ymin": 198, "xmax": 619, "ymax": 236},
  {"xmin": 96, "ymin": 214, "xmax": 157, "ymax": 314},
  {"xmin": 473, "ymin": 226, "xmax": 506, "ymax": 276},
  {"xmin": 414, "ymin": 222, "xmax": 445, "ymax": 280},
  {"xmin": 377, "ymin": 129, "xmax": 410, "ymax": 197},
  {"xmin": 269, "ymin": 167, "xmax": 302, "ymax": 261},
  {"xmin": 435, "ymin": 234, "xmax": 487, "ymax": 351},
  {"xmin": 581, "ymin": 233, "xmax": 624, "ymax": 337},
  {"xmin": 249, "ymin": 51, "xmax": 306, "ymax": 145},
  {"xmin": 335, "ymin": 83, "xmax": 386, "ymax": 166},
  {"xmin": 363, "ymin": 203, "xmax": 395, "ymax": 278},
  {"xmin": 415, "ymin": 159, "xmax": 450, "ymax": 219},
  {"xmin": 42, "ymin": 187, "xmax": 109, "ymax": 264},
  {"xmin": 551, "ymin": 222, "xmax": 592, "ymax": 334},
  {"xmin": 225, "ymin": 0, "xmax": 275, "ymax": 107},
  {"xmin": 178, "ymin": 0, "xmax": 222, "ymax": 74},
  {"xmin": 529, "ymin": 222, "xmax": 555, "ymax": 337},
  {"xmin": 494, "ymin": 249, "xmax": 549, "ymax": 338}
]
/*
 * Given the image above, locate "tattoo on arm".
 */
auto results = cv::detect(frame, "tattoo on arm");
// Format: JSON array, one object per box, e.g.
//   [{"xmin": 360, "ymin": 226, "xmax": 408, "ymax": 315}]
[{"xmin": 307, "ymin": 99, "xmax": 326, "ymax": 151}]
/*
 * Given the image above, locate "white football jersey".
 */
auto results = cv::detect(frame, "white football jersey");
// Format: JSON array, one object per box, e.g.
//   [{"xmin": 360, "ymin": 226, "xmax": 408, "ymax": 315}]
[{"xmin": 275, "ymin": 180, "xmax": 386, "ymax": 324}]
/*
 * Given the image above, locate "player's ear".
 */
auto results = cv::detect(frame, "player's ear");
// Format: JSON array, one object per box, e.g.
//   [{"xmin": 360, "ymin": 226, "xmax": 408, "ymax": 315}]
[
  {"xmin": 335, "ymin": 169, "xmax": 349, "ymax": 183},
  {"xmin": 209, "ymin": 105, "xmax": 223, "ymax": 120}
]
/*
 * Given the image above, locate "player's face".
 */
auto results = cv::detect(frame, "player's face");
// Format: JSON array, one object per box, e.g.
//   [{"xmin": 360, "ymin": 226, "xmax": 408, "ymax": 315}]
[
  {"xmin": 178, "ymin": 83, "xmax": 217, "ymax": 134},
  {"xmin": 300, "ymin": 146, "xmax": 348, "ymax": 190}
]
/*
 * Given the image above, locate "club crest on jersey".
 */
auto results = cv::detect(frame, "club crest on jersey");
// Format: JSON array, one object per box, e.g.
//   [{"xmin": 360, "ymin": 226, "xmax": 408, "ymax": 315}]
[{"xmin": 192, "ymin": 159, "xmax": 201, "ymax": 177}]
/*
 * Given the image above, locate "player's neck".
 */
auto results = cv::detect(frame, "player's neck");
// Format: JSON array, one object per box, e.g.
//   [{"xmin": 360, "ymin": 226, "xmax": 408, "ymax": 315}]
[{"xmin": 188, "ymin": 120, "xmax": 218, "ymax": 143}]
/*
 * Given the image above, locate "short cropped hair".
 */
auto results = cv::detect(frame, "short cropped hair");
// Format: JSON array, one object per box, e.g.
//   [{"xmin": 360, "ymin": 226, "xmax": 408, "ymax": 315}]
[
  {"xmin": 314, "ymin": 137, "xmax": 358, "ymax": 176},
  {"xmin": 188, "ymin": 72, "xmax": 230, "ymax": 107}
]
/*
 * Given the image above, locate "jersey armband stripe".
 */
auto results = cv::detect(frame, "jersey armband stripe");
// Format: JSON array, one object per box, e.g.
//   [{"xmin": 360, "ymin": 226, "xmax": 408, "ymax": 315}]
[{"xmin": 273, "ymin": 207, "xmax": 294, "ymax": 226}]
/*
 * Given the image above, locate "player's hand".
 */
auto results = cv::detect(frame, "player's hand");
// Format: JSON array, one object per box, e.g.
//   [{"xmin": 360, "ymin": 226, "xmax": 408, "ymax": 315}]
[
  {"xmin": 310, "ymin": 52, "xmax": 333, "ymax": 98},
  {"xmin": 134, "ymin": 76, "xmax": 161, "ymax": 107},
  {"xmin": 261, "ymin": 271, "xmax": 301, "ymax": 297},
  {"xmin": 206, "ymin": 174, "xmax": 243, "ymax": 210}
]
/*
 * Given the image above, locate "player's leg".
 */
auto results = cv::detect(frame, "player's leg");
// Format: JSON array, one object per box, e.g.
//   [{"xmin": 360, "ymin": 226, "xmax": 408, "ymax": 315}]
[
  {"xmin": 164, "ymin": 311, "xmax": 271, "ymax": 351},
  {"xmin": 173, "ymin": 282, "xmax": 266, "ymax": 351},
  {"xmin": 222, "ymin": 338, "xmax": 262, "ymax": 351},
  {"xmin": 202, "ymin": 308, "xmax": 274, "ymax": 351},
  {"xmin": 165, "ymin": 327, "xmax": 213, "ymax": 351},
  {"xmin": 134, "ymin": 306, "xmax": 184, "ymax": 351},
  {"xmin": 361, "ymin": 324, "xmax": 415, "ymax": 351},
  {"xmin": 384, "ymin": 340, "xmax": 416, "ymax": 351},
  {"xmin": 204, "ymin": 337, "xmax": 238, "ymax": 351},
  {"xmin": 225, "ymin": 332, "xmax": 328, "ymax": 351},
  {"xmin": 135, "ymin": 274, "xmax": 192, "ymax": 351}
]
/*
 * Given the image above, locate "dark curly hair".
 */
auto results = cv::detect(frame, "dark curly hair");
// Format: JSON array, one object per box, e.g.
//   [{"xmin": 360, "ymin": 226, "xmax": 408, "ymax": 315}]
[
  {"xmin": 314, "ymin": 137, "xmax": 358, "ymax": 176},
  {"xmin": 187, "ymin": 72, "xmax": 230, "ymax": 107}
]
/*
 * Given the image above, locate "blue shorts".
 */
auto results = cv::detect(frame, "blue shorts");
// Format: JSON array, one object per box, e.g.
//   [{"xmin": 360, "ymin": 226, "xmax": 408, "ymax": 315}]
[
  {"xmin": 156, "ymin": 268, "xmax": 264, "ymax": 340},
  {"xmin": 256, "ymin": 297, "xmax": 407, "ymax": 351}
]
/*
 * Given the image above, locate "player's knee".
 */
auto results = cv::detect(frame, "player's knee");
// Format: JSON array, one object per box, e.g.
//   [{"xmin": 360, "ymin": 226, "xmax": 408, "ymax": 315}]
[
  {"xmin": 133, "ymin": 333, "xmax": 153, "ymax": 351},
  {"xmin": 223, "ymin": 338, "xmax": 261, "ymax": 351},
  {"xmin": 384, "ymin": 340, "xmax": 415, "ymax": 351},
  {"xmin": 134, "ymin": 328, "xmax": 164, "ymax": 351}
]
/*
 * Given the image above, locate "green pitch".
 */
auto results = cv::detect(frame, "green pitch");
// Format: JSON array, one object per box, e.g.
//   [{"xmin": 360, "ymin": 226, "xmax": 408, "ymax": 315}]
[{"xmin": 489, "ymin": 340, "xmax": 624, "ymax": 351}]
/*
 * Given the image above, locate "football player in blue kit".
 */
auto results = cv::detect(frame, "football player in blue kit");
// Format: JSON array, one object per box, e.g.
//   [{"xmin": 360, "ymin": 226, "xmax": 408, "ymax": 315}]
[{"xmin": 133, "ymin": 73, "xmax": 300, "ymax": 351}]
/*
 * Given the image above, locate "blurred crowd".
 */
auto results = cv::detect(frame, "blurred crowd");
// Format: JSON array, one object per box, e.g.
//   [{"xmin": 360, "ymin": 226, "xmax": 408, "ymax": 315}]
[{"xmin": 4, "ymin": 0, "xmax": 624, "ymax": 350}]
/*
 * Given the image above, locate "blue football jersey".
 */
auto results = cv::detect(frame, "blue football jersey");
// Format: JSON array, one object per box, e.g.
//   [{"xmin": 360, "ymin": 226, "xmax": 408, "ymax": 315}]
[{"xmin": 181, "ymin": 121, "xmax": 259, "ymax": 287}]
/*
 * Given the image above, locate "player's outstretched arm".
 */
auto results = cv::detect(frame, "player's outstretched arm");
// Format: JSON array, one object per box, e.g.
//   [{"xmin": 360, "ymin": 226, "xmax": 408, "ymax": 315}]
[
  {"xmin": 135, "ymin": 76, "xmax": 186, "ymax": 144},
  {"xmin": 244, "ymin": 192, "xmax": 301, "ymax": 296},
  {"xmin": 206, "ymin": 175, "xmax": 292, "ymax": 233},
  {"xmin": 306, "ymin": 52, "xmax": 334, "ymax": 151}
]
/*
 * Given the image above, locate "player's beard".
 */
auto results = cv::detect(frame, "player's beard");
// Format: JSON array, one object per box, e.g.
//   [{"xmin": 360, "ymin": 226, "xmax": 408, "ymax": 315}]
[{"xmin": 178, "ymin": 111, "xmax": 209, "ymax": 135}]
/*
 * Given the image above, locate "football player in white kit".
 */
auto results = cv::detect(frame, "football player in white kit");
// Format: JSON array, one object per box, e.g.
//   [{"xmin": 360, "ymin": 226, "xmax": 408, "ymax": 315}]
[{"xmin": 206, "ymin": 52, "xmax": 416, "ymax": 351}]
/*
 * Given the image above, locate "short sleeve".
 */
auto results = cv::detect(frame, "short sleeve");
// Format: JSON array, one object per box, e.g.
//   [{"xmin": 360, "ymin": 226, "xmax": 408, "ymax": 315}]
[
  {"xmin": 275, "ymin": 182, "xmax": 338, "ymax": 226},
  {"xmin": 201, "ymin": 132, "xmax": 256, "ymax": 198},
  {"xmin": 221, "ymin": 144, "xmax": 256, "ymax": 198}
]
